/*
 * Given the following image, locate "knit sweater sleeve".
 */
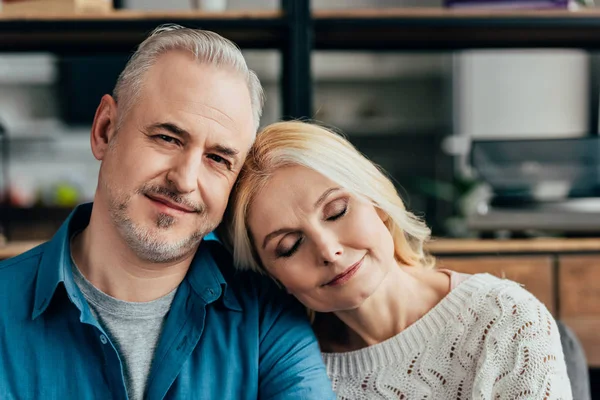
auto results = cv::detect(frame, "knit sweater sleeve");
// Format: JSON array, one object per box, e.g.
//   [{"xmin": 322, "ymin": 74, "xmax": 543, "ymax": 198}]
[{"xmin": 472, "ymin": 284, "xmax": 572, "ymax": 400}]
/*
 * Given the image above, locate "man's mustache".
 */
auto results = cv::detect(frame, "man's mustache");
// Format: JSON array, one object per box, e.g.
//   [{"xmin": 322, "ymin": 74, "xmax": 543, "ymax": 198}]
[{"xmin": 139, "ymin": 185, "xmax": 205, "ymax": 214}]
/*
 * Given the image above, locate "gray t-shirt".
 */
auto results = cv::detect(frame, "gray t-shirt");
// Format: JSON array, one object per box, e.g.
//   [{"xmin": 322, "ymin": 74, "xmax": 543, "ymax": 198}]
[{"xmin": 71, "ymin": 259, "xmax": 177, "ymax": 400}]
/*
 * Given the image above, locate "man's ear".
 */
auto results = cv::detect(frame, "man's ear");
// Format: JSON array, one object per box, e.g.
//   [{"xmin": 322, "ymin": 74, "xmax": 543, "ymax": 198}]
[{"xmin": 90, "ymin": 94, "xmax": 119, "ymax": 161}]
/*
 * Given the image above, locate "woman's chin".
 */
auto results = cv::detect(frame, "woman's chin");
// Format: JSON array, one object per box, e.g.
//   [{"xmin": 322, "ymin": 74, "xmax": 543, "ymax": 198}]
[
  {"xmin": 296, "ymin": 271, "xmax": 386, "ymax": 313},
  {"xmin": 316, "ymin": 286, "xmax": 379, "ymax": 313}
]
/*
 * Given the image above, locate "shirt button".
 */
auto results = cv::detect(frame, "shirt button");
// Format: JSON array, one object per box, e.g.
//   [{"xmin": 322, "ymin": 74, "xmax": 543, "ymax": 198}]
[
  {"xmin": 99, "ymin": 334, "xmax": 108, "ymax": 345},
  {"xmin": 205, "ymin": 288, "xmax": 216, "ymax": 300}
]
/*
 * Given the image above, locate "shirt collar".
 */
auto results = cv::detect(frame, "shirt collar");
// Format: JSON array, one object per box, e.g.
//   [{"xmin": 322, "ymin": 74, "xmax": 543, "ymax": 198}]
[
  {"xmin": 185, "ymin": 240, "xmax": 242, "ymax": 311},
  {"xmin": 32, "ymin": 202, "xmax": 241, "ymax": 320}
]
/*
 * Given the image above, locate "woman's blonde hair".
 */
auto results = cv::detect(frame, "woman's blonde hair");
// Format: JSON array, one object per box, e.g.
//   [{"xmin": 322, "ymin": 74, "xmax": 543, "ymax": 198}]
[{"xmin": 226, "ymin": 121, "xmax": 434, "ymax": 274}]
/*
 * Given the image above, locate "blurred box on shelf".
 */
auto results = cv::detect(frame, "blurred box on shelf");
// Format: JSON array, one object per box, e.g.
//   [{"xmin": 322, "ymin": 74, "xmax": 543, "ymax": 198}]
[
  {"xmin": 0, "ymin": 0, "xmax": 113, "ymax": 14},
  {"xmin": 444, "ymin": 0, "xmax": 578, "ymax": 9}
]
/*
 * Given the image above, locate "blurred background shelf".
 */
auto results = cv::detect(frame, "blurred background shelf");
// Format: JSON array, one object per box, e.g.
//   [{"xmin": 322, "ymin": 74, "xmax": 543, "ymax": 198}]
[
  {"xmin": 314, "ymin": 8, "xmax": 600, "ymax": 50},
  {"xmin": 6, "ymin": 8, "xmax": 600, "ymax": 52},
  {"xmin": 0, "ymin": 206, "xmax": 74, "ymax": 240},
  {"xmin": 0, "ymin": 9, "xmax": 287, "ymax": 52},
  {"xmin": 1, "ymin": 2, "xmax": 599, "ymax": 239}
]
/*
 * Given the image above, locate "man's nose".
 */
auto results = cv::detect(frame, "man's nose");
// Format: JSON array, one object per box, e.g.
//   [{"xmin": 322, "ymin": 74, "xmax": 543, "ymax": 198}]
[{"xmin": 166, "ymin": 153, "xmax": 202, "ymax": 194}]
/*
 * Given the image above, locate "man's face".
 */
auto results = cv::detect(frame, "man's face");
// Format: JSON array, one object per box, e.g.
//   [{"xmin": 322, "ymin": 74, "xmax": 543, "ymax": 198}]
[{"xmin": 96, "ymin": 51, "xmax": 256, "ymax": 263}]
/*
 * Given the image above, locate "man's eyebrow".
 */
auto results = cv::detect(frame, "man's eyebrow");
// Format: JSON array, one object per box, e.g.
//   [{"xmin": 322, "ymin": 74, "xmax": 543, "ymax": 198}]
[
  {"xmin": 261, "ymin": 187, "xmax": 341, "ymax": 250},
  {"xmin": 147, "ymin": 124, "xmax": 240, "ymax": 160},
  {"xmin": 147, "ymin": 122, "xmax": 189, "ymax": 138},
  {"xmin": 211, "ymin": 144, "xmax": 240, "ymax": 159}
]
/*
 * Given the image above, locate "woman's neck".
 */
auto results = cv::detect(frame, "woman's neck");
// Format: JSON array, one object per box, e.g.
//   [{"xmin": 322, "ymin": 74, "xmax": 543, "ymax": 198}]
[{"xmin": 324, "ymin": 265, "xmax": 449, "ymax": 352}]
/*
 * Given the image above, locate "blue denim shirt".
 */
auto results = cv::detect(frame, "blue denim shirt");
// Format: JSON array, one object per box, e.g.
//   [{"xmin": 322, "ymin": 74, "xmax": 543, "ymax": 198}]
[{"xmin": 0, "ymin": 203, "xmax": 334, "ymax": 400}]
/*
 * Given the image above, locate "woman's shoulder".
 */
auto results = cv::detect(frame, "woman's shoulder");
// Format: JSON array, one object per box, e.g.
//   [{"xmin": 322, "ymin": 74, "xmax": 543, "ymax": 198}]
[
  {"xmin": 456, "ymin": 273, "xmax": 557, "ymax": 344},
  {"xmin": 458, "ymin": 272, "xmax": 536, "ymax": 298},
  {"xmin": 455, "ymin": 273, "xmax": 551, "ymax": 319}
]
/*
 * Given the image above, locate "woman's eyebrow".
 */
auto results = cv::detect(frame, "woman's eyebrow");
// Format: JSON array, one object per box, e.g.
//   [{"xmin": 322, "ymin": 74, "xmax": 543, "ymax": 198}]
[
  {"xmin": 314, "ymin": 187, "xmax": 340, "ymax": 209},
  {"xmin": 262, "ymin": 228, "xmax": 293, "ymax": 250}
]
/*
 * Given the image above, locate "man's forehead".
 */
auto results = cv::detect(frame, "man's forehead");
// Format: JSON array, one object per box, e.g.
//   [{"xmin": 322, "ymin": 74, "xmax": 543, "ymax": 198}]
[
  {"xmin": 143, "ymin": 59, "xmax": 254, "ymax": 135},
  {"xmin": 165, "ymin": 99, "xmax": 238, "ymax": 133}
]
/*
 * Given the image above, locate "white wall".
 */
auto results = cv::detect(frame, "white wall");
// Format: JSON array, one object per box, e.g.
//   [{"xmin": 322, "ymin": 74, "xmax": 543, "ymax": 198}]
[{"xmin": 454, "ymin": 49, "xmax": 589, "ymax": 140}]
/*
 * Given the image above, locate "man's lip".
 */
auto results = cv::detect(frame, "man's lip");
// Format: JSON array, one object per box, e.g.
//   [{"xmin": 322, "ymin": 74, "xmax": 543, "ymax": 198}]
[
  {"xmin": 325, "ymin": 256, "xmax": 365, "ymax": 287},
  {"xmin": 145, "ymin": 194, "xmax": 195, "ymax": 213}
]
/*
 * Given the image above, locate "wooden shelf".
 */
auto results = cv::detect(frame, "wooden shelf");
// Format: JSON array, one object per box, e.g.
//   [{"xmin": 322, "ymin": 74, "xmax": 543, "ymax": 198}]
[
  {"xmin": 314, "ymin": 8, "xmax": 600, "ymax": 50},
  {"xmin": 0, "ymin": 9, "xmax": 286, "ymax": 52},
  {"xmin": 4, "ymin": 237, "xmax": 600, "ymax": 260},
  {"xmin": 427, "ymin": 237, "xmax": 600, "ymax": 255},
  {"xmin": 0, "ymin": 9, "xmax": 282, "ymax": 21},
  {"xmin": 4, "ymin": 8, "xmax": 600, "ymax": 52},
  {"xmin": 0, "ymin": 241, "xmax": 40, "ymax": 260}
]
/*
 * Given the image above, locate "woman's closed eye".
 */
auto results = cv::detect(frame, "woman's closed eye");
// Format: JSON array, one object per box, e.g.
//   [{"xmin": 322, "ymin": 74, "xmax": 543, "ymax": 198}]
[
  {"xmin": 276, "ymin": 235, "xmax": 303, "ymax": 258},
  {"xmin": 273, "ymin": 199, "xmax": 348, "ymax": 259},
  {"xmin": 324, "ymin": 199, "xmax": 348, "ymax": 221}
]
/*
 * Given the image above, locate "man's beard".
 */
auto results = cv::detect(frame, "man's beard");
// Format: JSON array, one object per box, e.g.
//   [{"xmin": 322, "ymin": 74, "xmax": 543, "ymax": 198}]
[{"xmin": 108, "ymin": 182, "xmax": 218, "ymax": 263}]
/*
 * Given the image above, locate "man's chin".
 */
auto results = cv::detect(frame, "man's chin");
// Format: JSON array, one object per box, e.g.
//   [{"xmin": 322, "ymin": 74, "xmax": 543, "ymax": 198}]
[{"xmin": 128, "ymin": 232, "xmax": 202, "ymax": 264}]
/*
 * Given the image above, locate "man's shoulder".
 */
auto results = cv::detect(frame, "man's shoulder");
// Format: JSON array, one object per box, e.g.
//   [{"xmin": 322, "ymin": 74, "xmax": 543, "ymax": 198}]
[
  {"xmin": 207, "ymin": 243, "xmax": 299, "ymax": 310},
  {"xmin": 0, "ymin": 242, "xmax": 46, "ymax": 273},
  {"xmin": 207, "ymin": 243, "xmax": 272, "ymax": 290},
  {"xmin": 220, "ymin": 257, "xmax": 284, "ymax": 301},
  {"xmin": 0, "ymin": 243, "xmax": 46, "ymax": 300}
]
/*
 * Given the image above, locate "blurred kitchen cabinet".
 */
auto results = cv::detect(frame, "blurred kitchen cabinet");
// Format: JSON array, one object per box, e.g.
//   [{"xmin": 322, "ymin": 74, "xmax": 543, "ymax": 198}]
[{"xmin": 559, "ymin": 255, "xmax": 600, "ymax": 367}]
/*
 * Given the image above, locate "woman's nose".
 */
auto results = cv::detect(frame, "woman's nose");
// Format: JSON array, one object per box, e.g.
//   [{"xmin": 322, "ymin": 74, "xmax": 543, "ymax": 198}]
[{"xmin": 315, "ymin": 232, "xmax": 343, "ymax": 266}]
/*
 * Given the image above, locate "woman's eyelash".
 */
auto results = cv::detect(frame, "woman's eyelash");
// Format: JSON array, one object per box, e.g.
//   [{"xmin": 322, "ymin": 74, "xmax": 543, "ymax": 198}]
[
  {"xmin": 326, "ymin": 205, "xmax": 348, "ymax": 221},
  {"xmin": 277, "ymin": 237, "xmax": 303, "ymax": 258}
]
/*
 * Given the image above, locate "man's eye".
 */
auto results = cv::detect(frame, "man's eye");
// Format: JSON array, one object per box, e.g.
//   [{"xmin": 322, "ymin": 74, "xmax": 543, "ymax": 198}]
[
  {"xmin": 207, "ymin": 154, "xmax": 232, "ymax": 169},
  {"xmin": 158, "ymin": 135, "xmax": 178, "ymax": 144}
]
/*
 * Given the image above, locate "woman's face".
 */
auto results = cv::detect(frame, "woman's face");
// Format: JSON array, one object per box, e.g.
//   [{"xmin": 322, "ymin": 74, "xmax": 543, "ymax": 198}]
[{"xmin": 248, "ymin": 165, "xmax": 397, "ymax": 312}]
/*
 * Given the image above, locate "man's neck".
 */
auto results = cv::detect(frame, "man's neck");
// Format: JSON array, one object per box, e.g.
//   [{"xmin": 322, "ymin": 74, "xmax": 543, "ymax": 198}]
[{"xmin": 70, "ymin": 205, "xmax": 195, "ymax": 302}]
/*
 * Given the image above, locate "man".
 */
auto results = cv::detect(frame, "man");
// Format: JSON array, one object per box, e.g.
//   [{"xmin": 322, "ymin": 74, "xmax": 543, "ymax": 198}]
[{"xmin": 0, "ymin": 25, "xmax": 334, "ymax": 399}]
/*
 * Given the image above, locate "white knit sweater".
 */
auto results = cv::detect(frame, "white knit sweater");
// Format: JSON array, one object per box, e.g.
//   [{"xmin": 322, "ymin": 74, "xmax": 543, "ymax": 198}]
[{"xmin": 323, "ymin": 274, "xmax": 572, "ymax": 400}]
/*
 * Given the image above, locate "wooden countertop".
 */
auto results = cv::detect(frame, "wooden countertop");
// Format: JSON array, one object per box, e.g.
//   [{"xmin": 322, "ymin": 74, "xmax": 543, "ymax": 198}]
[
  {"xmin": 3, "ymin": 237, "xmax": 600, "ymax": 260},
  {"xmin": 427, "ymin": 237, "xmax": 600, "ymax": 255},
  {"xmin": 0, "ymin": 241, "xmax": 43, "ymax": 260}
]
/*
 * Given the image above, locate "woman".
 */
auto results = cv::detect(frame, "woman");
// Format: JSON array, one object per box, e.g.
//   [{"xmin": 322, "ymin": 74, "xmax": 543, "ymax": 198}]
[{"xmin": 226, "ymin": 121, "xmax": 571, "ymax": 399}]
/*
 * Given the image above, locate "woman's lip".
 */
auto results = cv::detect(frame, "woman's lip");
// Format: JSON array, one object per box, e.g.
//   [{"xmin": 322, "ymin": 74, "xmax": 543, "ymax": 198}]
[{"xmin": 325, "ymin": 256, "xmax": 365, "ymax": 287}]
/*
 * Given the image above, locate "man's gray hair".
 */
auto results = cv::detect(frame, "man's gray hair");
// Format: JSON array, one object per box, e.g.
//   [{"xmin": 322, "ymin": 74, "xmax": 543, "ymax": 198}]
[{"xmin": 113, "ymin": 24, "xmax": 265, "ymax": 131}]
